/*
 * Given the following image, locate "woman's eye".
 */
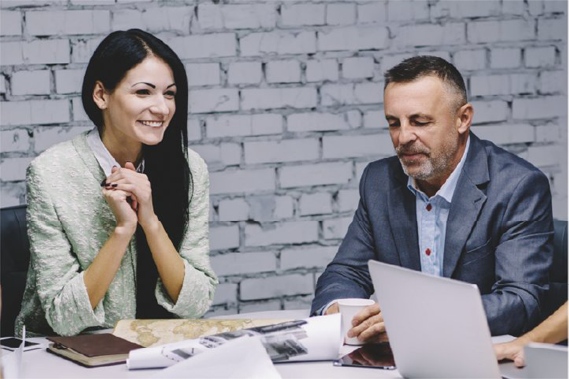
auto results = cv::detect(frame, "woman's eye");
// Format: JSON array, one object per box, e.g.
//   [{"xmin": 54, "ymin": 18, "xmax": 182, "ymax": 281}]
[
  {"xmin": 136, "ymin": 89, "xmax": 151, "ymax": 95},
  {"xmin": 164, "ymin": 91, "xmax": 176, "ymax": 99}
]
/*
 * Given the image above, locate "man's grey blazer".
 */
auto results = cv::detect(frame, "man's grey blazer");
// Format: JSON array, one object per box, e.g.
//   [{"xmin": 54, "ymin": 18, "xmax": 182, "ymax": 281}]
[{"xmin": 311, "ymin": 132, "xmax": 554, "ymax": 336}]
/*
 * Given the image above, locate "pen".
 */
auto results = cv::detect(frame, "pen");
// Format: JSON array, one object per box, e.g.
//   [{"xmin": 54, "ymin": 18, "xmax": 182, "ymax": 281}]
[{"xmin": 257, "ymin": 320, "xmax": 307, "ymax": 333}]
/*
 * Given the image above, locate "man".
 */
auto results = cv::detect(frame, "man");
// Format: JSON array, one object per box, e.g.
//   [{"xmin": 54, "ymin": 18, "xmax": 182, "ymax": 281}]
[{"xmin": 311, "ymin": 56, "xmax": 553, "ymax": 343}]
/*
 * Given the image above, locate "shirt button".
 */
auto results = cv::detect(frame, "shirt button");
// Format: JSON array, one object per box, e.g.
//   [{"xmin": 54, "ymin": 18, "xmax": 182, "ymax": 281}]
[
  {"xmin": 425, "ymin": 248, "xmax": 431, "ymax": 256},
  {"xmin": 426, "ymin": 204, "xmax": 432, "ymax": 211}
]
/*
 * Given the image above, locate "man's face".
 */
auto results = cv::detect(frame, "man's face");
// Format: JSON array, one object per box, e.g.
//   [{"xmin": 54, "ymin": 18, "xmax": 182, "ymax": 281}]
[{"xmin": 384, "ymin": 75, "xmax": 470, "ymax": 189}]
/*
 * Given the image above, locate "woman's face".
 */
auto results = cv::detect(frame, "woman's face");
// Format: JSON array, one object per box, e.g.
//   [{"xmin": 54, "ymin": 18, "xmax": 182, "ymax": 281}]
[{"xmin": 96, "ymin": 56, "xmax": 177, "ymax": 148}]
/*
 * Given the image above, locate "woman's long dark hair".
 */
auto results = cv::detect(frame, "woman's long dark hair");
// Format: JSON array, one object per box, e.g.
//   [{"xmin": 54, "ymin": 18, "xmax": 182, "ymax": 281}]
[{"xmin": 82, "ymin": 29, "xmax": 191, "ymax": 317}]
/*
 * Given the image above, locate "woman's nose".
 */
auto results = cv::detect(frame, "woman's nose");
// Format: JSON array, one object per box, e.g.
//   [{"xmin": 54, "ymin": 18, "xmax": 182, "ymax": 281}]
[{"xmin": 150, "ymin": 96, "xmax": 170, "ymax": 115}]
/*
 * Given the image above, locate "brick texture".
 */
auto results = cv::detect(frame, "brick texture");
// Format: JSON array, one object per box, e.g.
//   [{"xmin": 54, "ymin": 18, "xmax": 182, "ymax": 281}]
[{"xmin": 1, "ymin": 0, "xmax": 566, "ymax": 318}]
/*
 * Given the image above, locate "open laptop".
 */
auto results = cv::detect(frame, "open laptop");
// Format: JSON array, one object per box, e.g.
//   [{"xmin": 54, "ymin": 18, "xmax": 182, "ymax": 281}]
[{"xmin": 368, "ymin": 260, "xmax": 523, "ymax": 379}]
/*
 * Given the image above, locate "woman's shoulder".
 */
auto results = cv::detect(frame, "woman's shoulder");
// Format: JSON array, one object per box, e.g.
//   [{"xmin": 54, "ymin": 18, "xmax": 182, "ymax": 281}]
[
  {"xmin": 186, "ymin": 147, "xmax": 208, "ymax": 175},
  {"xmin": 30, "ymin": 132, "xmax": 89, "ymax": 170}
]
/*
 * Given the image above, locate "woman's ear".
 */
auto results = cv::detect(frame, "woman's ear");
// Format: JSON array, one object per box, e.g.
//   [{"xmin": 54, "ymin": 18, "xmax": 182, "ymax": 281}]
[{"xmin": 93, "ymin": 81, "xmax": 108, "ymax": 110}]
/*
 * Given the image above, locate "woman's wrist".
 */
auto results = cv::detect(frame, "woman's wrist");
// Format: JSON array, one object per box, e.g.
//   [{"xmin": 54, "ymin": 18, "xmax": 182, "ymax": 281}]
[
  {"xmin": 140, "ymin": 215, "xmax": 161, "ymax": 234},
  {"xmin": 114, "ymin": 223, "xmax": 137, "ymax": 237}
]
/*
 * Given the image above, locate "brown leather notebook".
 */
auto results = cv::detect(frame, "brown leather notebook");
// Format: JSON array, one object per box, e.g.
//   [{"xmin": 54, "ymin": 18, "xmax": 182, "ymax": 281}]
[{"xmin": 46, "ymin": 333, "xmax": 143, "ymax": 368}]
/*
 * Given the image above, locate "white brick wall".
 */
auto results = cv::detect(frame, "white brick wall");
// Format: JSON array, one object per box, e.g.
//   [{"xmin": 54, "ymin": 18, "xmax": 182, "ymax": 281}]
[
  {"xmin": 186, "ymin": 63, "xmax": 220, "ymax": 87},
  {"xmin": 342, "ymin": 57, "xmax": 375, "ymax": 79},
  {"xmin": 240, "ymin": 274, "xmax": 313, "ymax": 300},
  {"xmin": 241, "ymin": 87, "xmax": 317, "ymax": 110},
  {"xmin": 113, "ymin": 8, "xmax": 192, "ymax": 33},
  {"xmin": 168, "ymin": 34, "xmax": 236, "ymax": 59},
  {"xmin": 240, "ymin": 31, "xmax": 316, "ymax": 56},
  {"xmin": 206, "ymin": 114, "xmax": 282, "ymax": 138},
  {"xmin": 1, "ymin": 129, "xmax": 30, "ymax": 153},
  {"xmin": 12, "ymin": 70, "xmax": 50, "ymax": 95},
  {"xmin": 319, "ymin": 26, "xmax": 389, "ymax": 51},
  {"xmin": 244, "ymin": 139, "xmax": 319, "ymax": 164},
  {"xmin": 266, "ymin": 60, "xmax": 301, "ymax": 84},
  {"xmin": 211, "ymin": 252, "xmax": 277, "ymax": 276},
  {"xmin": 287, "ymin": 112, "xmax": 349, "ymax": 132},
  {"xmin": 305, "ymin": 59, "xmax": 338, "ymax": 82},
  {"xmin": 280, "ymin": 4, "xmax": 325, "ymax": 27},
  {"xmin": 299, "ymin": 192, "xmax": 332, "ymax": 216},
  {"xmin": 227, "ymin": 61, "xmax": 262, "ymax": 85},
  {"xmin": 26, "ymin": 10, "xmax": 110, "ymax": 36},
  {"xmin": 189, "ymin": 88, "xmax": 239, "ymax": 113},
  {"xmin": 1, "ymin": 0, "xmax": 566, "ymax": 317},
  {"xmin": 280, "ymin": 162, "xmax": 353, "ymax": 188},
  {"xmin": 55, "ymin": 69, "xmax": 84, "ymax": 94},
  {"xmin": 327, "ymin": 3, "xmax": 356, "ymax": 26},
  {"xmin": 1, "ymin": 11, "xmax": 22, "ymax": 36}
]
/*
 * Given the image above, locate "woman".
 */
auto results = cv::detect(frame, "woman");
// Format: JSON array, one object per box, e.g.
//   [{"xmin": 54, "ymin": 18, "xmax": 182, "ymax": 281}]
[
  {"xmin": 494, "ymin": 301, "xmax": 568, "ymax": 367},
  {"xmin": 15, "ymin": 29, "xmax": 217, "ymax": 337}
]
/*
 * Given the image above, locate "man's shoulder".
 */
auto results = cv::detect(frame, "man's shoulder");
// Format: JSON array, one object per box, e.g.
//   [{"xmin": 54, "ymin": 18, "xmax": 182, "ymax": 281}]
[
  {"xmin": 359, "ymin": 156, "xmax": 404, "ymax": 190},
  {"xmin": 476, "ymin": 136, "xmax": 544, "ymax": 175},
  {"xmin": 365, "ymin": 155, "xmax": 402, "ymax": 177}
]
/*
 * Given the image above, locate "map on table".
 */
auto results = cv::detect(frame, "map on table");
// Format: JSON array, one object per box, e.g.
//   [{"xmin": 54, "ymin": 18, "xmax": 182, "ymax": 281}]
[{"xmin": 113, "ymin": 319, "xmax": 291, "ymax": 348}]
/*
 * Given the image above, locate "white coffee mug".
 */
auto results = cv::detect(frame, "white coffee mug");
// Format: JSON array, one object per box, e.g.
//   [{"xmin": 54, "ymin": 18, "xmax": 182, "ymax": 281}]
[{"xmin": 337, "ymin": 298, "xmax": 376, "ymax": 345}]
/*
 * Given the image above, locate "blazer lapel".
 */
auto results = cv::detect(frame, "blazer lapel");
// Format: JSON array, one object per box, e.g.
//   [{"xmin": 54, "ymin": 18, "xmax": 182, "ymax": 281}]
[
  {"xmin": 388, "ymin": 164, "xmax": 421, "ymax": 271},
  {"xmin": 443, "ymin": 134, "xmax": 489, "ymax": 277},
  {"xmin": 73, "ymin": 130, "xmax": 106, "ymax": 183}
]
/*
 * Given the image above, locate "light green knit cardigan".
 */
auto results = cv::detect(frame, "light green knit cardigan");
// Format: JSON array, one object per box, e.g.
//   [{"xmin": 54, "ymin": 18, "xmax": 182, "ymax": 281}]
[{"xmin": 15, "ymin": 132, "xmax": 217, "ymax": 337}]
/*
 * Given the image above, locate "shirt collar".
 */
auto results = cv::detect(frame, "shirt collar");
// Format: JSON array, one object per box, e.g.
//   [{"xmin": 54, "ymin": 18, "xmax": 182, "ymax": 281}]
[
  {"xmin": 86, "ymin": 127, "xmax": 145, "ymax": 176},
  {"xmin": 406, "ymin": 135, "xmax": 470, "ymax": 203}
]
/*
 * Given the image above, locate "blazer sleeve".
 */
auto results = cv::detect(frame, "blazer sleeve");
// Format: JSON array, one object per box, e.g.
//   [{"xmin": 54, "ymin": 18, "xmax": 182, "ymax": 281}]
[
  {"xmin": 154, "ymin": 150, "xmax": 218, "ymax": 317},
  {"xmin": 26, "ymin": 161, "xmax": 105, "ymax": 336},
  {"xmin": 482, "ymin": 169, "xmax": 554, "ymax": 336},
  {"xmin": 311, "ymin": 164, "xmax": 376, "ymax": 315}
]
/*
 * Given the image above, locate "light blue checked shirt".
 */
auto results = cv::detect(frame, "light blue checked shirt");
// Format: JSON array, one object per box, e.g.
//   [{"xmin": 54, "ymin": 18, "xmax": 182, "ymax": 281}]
[{"xmin": 406, "ymin": 137, "xmax": 470, "ymax": 277}]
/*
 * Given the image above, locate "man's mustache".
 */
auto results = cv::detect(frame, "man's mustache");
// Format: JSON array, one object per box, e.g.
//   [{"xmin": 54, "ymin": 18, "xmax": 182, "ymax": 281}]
[{"xmin": 396, "ymin": 145, "xmax": 429, "ymax": 156}]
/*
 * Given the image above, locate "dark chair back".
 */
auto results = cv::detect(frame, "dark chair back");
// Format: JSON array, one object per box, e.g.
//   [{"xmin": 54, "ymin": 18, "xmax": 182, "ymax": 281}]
[
  {"xmin": 546, "ymin": 219, "xmax": 568, "ymax": 318},
  {"xmin": 1, "ymin": 205, "xmax": 30, "ymax": 336}
]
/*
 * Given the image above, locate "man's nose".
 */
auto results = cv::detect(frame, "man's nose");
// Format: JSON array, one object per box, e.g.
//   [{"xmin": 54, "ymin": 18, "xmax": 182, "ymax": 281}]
[{"xmin": 398, "ymin": 123, "xmax": 417, "ymax": 146}]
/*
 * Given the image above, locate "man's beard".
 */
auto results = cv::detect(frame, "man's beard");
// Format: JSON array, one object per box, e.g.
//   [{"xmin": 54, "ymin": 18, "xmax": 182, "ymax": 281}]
[{"xmin": 397, "ymin": 140, "xmax": 457, "ymax": 181}]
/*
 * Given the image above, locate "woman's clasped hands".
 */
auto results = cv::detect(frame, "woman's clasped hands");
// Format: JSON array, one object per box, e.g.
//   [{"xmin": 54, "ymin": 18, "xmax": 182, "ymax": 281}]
[{"xmin": 102, "ymin": 162, "xmax": 157, "ymax": 232}]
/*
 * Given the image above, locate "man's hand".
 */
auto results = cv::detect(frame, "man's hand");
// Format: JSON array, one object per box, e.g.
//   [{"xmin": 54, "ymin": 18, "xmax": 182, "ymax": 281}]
[
  {"xmin": 347, "ymin": 303, "xmax": 388, "ymax": 343},
  {"xmin": 324, "ymin": 302, "xmax": 339, "ymax": 315},
  {"xmin": 494, "ymin": 340, "xmax": 526, "ymax": 368}
]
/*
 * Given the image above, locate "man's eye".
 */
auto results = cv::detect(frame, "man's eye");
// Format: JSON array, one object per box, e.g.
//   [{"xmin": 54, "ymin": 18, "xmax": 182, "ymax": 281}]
[{"xmin": 413, "ymin": 121, "xmax": 429, "ymax": 126}]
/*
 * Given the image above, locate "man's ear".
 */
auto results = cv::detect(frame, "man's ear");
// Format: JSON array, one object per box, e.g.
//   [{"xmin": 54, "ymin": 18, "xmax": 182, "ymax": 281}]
[
  {"xmin": 93, "ymin": 81, "xmax": 108, "ymax": 110},
  {"xmin": 456, "ymin": 103, "xmax": 473, "ymax": 135}
]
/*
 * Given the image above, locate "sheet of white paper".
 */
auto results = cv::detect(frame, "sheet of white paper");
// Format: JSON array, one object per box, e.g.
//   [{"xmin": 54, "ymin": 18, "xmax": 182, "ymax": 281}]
[
  {"xmin": 127, "ymin": 339, "xmax": 203, "ymax": 369},
  {"xmin": 14, "ymin": 326, "xmax": 25, "ymax": 377},
  {"xmin": 152, "ymin": 335, "xmax": 281, "ymax": 379},
  {"xmin": 286, "ymin": 313, "xmax": 341, "ymax": 362},
  {"xmin": 1, "ymin": 351, "xmax": 19, "ymax": 379},
  {"xmin": 128, "ymin": 313, "xmax": 342, "ymax": 370}
]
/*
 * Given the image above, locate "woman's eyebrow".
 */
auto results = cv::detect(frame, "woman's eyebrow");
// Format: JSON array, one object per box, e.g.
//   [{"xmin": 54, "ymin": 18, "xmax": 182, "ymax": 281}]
[
  {"xmin": 132, "ymin": 82, "xmax": 156, "ymax": 88},
  {"xmin": 131, "ymin": 82, "xmax": 176, "ymax": 89}
]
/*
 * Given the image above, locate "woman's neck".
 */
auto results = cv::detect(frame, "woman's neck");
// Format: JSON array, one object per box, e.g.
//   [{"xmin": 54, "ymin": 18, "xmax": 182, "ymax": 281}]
[{"xmin": 100, "ymin": 129, "xmax": 142, "ymax": 168}]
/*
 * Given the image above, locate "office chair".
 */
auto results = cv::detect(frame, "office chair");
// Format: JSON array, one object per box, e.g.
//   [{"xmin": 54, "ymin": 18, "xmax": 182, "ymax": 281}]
[
  {"xmin": 1, "ymin": 204, "xmax": 30, "ymax": 336},
  {"xmin": 546, "ymin": 219, "xmax": 568, "ymax": 319}
]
